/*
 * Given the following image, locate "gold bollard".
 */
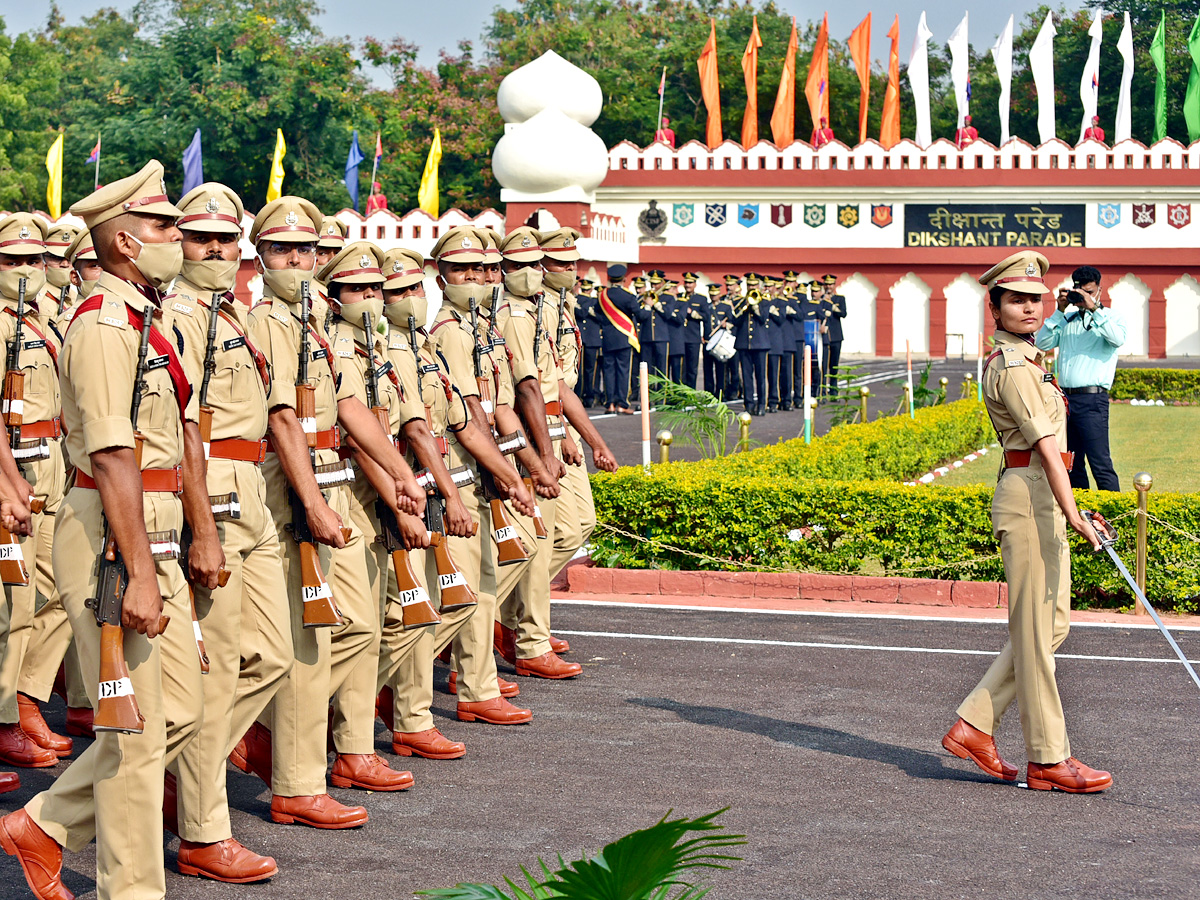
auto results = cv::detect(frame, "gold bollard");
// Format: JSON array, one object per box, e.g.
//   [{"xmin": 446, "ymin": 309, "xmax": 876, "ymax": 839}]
[
  {"xmin": 737, "ymin": 411, "xmax": 752, "ymax": 452},
  {"xmin": 859, "ymin": 386, "xmax": 870, "ymax": 423},
  {"xmin": 902, "ymin": 383, "xmax": 912, "ymax": 415},
  {"xmin": 962, "ymin": 372, "xmax": 974, "ymax": 400},
  {"xmin": 1134, "ymin": 471, "xmax": 1152, "ymax": 616},
  {"xmin": 656, "ymin": 429, "xmax": 673, "ymax": 464}
]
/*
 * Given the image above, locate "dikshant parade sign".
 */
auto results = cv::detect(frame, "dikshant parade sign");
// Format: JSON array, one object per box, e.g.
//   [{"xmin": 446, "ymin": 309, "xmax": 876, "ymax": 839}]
[{"xmin": 905, "ymin": 204, "xmax": 1086, "ymax": 248}]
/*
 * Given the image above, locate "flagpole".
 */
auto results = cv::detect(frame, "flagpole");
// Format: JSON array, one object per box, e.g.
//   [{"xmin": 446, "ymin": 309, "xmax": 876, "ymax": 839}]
[
  {"xmin": 95, "ymin": 132, "xmax": 101, "ymax": 189},
  {"xmin": 654, "ymin": 67, "xmax": 666, "ymax": 142},
  {"xmin": 367, "ymin": 131, "xmax": 380, "ymax": 209}
]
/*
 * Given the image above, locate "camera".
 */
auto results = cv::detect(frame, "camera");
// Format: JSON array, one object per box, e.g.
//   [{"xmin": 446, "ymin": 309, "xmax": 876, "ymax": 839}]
[{"xmin": 1066, "ymin": 289, "xmax": 1087, "ymax": 306}]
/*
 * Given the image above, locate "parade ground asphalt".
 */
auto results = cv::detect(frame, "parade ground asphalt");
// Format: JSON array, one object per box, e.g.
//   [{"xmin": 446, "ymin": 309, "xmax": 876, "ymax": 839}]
[{"xmin": 6, "ymin": 598, "xmax": 1199, "ymax": 899}]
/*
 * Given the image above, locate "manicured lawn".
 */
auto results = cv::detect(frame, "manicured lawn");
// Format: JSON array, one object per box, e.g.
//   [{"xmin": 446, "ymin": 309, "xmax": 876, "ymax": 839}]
[{"xmin": 932, "ymin": 405, "xmax": 1200, "ymax": 493}]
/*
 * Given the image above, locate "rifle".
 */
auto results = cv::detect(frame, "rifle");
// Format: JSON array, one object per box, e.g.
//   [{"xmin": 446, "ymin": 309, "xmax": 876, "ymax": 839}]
[
  {"xmin": 523, "ymin": 293, "xmax": 552, "ymax": 539},
  {"xmin": 86, "ymin": 310, "xmax": 171, "ymax": 734},
  {"xmin": 0, "ymin": 277, "xmax": 29, "ymax": 585},
  {"xmin": 410, "ymin": 315, "xmax": 477, "ymax": 611},
  {"xmin": 375, "ymin": 498, "xmax": 439, "ymax": 630},
  {"xmin": 290, "ymin": 280, "xmax": 344, "ymax": 627},
  {"xmin": 58, "ymin": 284, "xmax": 70, "ymax": 317},
  {"xmin": 468, "ymin": 293, "xmax": 528, "ymax": 566}
]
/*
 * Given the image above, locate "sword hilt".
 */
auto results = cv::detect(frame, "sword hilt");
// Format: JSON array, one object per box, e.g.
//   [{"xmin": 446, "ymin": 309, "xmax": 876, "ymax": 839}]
[{"xmin": 1081, "ymin": 510, "xmax": 1118, "ymax": 549}]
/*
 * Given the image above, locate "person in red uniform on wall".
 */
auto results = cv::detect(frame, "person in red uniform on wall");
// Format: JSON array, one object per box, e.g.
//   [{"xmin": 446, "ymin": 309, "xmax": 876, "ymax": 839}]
[
  {"xmin": 811, "ymin": 117, "xmax": 834, "ymax": 148},
  {"xmin": 654, "ymin": 116, "xmax": 676, "ymax": 149},
  {"xmin": 955, "ymin": 115, "xmax": 978, "ymax": 150},
  {"xmin": 1082, "ymin": 116, "xmax": 1106, "ymax": 145}
]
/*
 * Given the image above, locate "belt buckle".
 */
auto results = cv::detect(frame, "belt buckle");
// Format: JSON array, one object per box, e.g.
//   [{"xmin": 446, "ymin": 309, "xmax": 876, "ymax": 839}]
[
  {"xmin": 148, "ymin": 529, "xmax": 181, "ymax": 561},
  {"xmin": 437, "ymin": 436, "xmax": 450, "ymax": 457}
]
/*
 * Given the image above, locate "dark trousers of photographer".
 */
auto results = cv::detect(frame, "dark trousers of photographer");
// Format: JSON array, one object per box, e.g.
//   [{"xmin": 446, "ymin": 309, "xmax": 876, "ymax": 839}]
[{"xmin": 1064, "ymin": 389, "xmax": 1120, "ymax": 491}]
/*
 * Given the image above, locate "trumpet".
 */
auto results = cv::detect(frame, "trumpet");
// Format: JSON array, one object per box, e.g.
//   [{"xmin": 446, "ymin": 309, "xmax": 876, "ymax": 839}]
[
  {"xmin": 641, "ymin": 289, "xmax": 664, "ymax": 312},
  {"xmin": 731, "ymin": 288, "xmax": 764, "ymax": 319}
]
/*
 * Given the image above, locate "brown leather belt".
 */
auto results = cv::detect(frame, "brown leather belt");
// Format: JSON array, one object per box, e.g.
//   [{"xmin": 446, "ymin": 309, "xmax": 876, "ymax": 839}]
[
  {"xmin": 76, "ymin": 466, "xmax": 183, "ymax": 494},
  {"xmin": 21, "ymin": 418, "xmax": 61, "ymax": 440},
  {"xmin": 266, "ymin": 427, "xmax": 339, "ymax": 454},
  {"xmin": 1004, "ymin": 449, "xmax": 1074, "ymax": 472},
  {"xmin": 209, "ymin": 438, "xmax": 267, "ymax": 464},
  {"xmin": 545, "ymin": 400, "xmax": 562, "ymax": 416}
]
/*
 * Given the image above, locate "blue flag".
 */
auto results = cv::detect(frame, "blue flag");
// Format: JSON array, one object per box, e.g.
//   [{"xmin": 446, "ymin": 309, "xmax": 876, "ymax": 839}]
[
  {"xmin": 345, "ymin": 130, "xmax": 366, "ymax": 211},
  {"xmin": 181, "ymin": 129, "xmax": 204, "ymax": 195}
]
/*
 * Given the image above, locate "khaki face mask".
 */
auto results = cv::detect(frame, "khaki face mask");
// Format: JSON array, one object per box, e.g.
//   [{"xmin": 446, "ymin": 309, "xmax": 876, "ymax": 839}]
[
  {"xmin": 336, "ymin": 293, "xmax": 385, "ymax": 332},
  {"xmin": 259, "ymin": 257, "xmax": 316, "ymax": 304},
  {"xmin": 440, "ymin": 280, "xmax": 489, "ymax": 314},
  {"xmin": 45, "ymin": 265, "xmax": 72, "ymax": 290},
  {"xmin": 384, "ymin": 293, "xmax": 429, "ymax": 330},
  {"xmin": 125, "ymin": 234, "xmax": 183, "ymax": 288},
  {"xmin": 0, "ymin": 266, "xmax": 46, "ymax": 301},
  {"xmin": 542, "ymin": 268, "xmax": 575, "ymax": 291},
  {"xmin": 181, "ymin": 257, "xmax": 240, "ymax": 293},
  {"xmin": 504, "ymin": 267, "xmax": 543, "ymax": 298}
]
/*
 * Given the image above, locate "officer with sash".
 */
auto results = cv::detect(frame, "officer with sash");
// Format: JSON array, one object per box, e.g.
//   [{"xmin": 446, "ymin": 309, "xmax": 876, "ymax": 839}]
[{"xmin": 598, "ymin": 264, "xmax": 637, "ymax": 414}]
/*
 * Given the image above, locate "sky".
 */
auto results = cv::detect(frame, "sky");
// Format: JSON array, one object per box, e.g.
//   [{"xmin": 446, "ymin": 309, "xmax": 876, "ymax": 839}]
[{"xmin": 8, "ymin": 1, "xmax": 1056, "ymax": 78}]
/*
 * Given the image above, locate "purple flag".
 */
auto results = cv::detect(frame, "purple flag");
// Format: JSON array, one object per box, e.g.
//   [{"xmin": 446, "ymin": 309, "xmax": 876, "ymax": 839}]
[{"xmin": 181, "ymin": 129, "xmax": 204, "ymax": 195}]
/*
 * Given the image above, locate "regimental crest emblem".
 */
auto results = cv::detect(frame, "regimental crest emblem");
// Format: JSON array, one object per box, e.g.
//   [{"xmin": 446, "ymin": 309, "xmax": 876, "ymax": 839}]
[
  {"xmin": 1168, "ymin": 203, "xmax": 1191, "ymax": 229},
  {"xmin": 737, "ymin": 204, "xmax": 759, "ymax": 228},
  {"xmin": 1025, "ymin": 262, "xmax": 1038, "ymax": 277},
  {"xmin": 803, "ymin": 204, "xmax": 826, "ymax": 228},
  {"xmin": 205, "ymin": 197, "xmax": 220, "ymax": 214},
  {"xmin": 672, "ymin": 204, "xmax": 694, "ymax": 227},
  {"xmin": 770, "ymin": 204, "xmax": 792, "ymax": 227},
  {"xmin": 871, "ymin": 204, "xmax": 893, "ymax": 228},
  {"xmin": 563, "ymin": 236, "xmax": 573, "ymax": 247},
  {"xmin": 637, "ymin": 200, "xmax": 668, "ymax": 238},
  {"xmin": 17, "ymin": 226, "xmax": 29, "ymax": 240},
  {"xmin": 705, "ymin": 203, "xmax": 727, "ymax": 227},
  {"xmin": 520, "ymin": 235, "xmax": 532, "ymax": 247},
  {"xmin": 359, "ymin": 254, "xmax": 372, "ymax": 269},
  {"xmin": 1097, "ymin": 203, "xmax": 1120, "ymax": 229},
  {"xmin": 326, "ymin": 224, "xmax": 338, "ymax": 235},
  {"xmin": 461, "ymin": 235, "xmax": 473, "ymax": 249},
  {"xmin": 1132, "ymin": 203, "xmax": 1155, "ymax": 228},
  {"xmin": 837, "ymin": 204, "xmax": 860, "ymax": 228},
  {"xmin": 392, "ymin": 260, "xmax": 402, "ymax": 273},
  {"xmin": 284, "ymin": 211, "xmax": 299, "ymax": 227}
]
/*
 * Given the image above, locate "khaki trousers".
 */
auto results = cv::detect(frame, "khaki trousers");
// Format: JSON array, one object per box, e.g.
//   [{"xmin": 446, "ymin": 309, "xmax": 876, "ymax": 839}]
[
  {"xmin": 499, "ymin": 492, "xmax": 557, "ymax": 660},
  {"xmin": 27, "ymin": 488, "xmax": 201, "ymax": 900},
  {"xmin": 548, "ymin": 426, "xmax": 596, "ymax": 582},
  {"xmin": 957, "ymin": 463, "xmax": 1072, "ymax": 764},
  {"xmin": 173, "ymin": 460, "xmax": 293, "ymax": 843},
  {"xmin": 16, "ymin": 594, "xmax": 89, "ymax": 707}
]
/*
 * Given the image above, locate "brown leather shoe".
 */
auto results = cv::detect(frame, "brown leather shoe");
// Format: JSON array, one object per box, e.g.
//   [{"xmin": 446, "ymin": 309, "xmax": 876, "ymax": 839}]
[
  {"xmin": 1027, "ymin": 757, "xmax": 1113, "ymax": 793},
  {"xmin": 269, "ymin": 794, "xmax": 368, "ymax": 829},
  {"xmin": 330, "ymin": 753, "xmax": 414, "ymax": 791},
  {"xmin": 177, "ymin": 838, "xmax": 278, "ymax": 883},
  {"xmin": 17, "ymin": 696, "xmax": 71, "ymax": 758},
  {"xmin": 0, "ymin": 772, "xmax": 18, "ymax": 794},
  {"xmin": 0, "ymin": 809, "xmax": 74, "ymax": 900},
  {"xmin": 447, "ymin": 671, "xmax": 519, "ymax": 698},
  {"xmin": 493, "ymin": 622, "xmax": 517, "ymax": 665},
  {"xmin": 0, "ymin": 725, "xmax": 59, "ymax": 768},
  {"xmin": 548, "ymin": 634, "xmax": 571, "ymax": 654},
  {"xmin": 163, "ymin": 772, "xmax": 178, "ymax": 836},
  {"xmin": 229, "ymin": 722, "xmax": 272, "ymax": 789},
  {"xmin": 456, "ymin": 697, "xmax": 533, "ymax": 725},
  {"xmin": 515, "ymin": 651, "xmax": 581, "ymax": 680},
  {"xmin": 437, "ymin": 644, "xmax": 453, "ymax": 665},
  {"xmin": 941, "ymin": 718, "xmax": 1017, "ymax": 782},
  {"xmin": 376, "ymin": 686, "xmax": 394, "ymax": 733},
  {"xmin": 63, "ymin": 708, "xmax": 92, "ymax": 740},
  {"xmin": 392, "ymin": 728, "xmax": 466, "ymax": 760}
]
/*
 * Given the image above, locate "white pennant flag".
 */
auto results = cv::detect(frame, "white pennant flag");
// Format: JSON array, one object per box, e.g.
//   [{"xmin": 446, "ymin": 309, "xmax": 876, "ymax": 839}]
[
  {"xmin": 991, "ymin": 15, "xmax": 1014, "ymax": 145},
  {"xmin": 1029, "ymin": 10, "xmax": 1057, "ymax": 143},
  {"xmin": 909, "ymin": 11, "xmax": 934, "ymax": 147},
  {"xmin": 1116, "ymin": 11, "xmax": 1134, "ymax": 143},
  {"xmin": 948, "ymin": 13, "xmax": 970, "ymax": 128},
  {"xmin": 1079, "ymin": 13, "xmax": 1103, "ymax": 142}
]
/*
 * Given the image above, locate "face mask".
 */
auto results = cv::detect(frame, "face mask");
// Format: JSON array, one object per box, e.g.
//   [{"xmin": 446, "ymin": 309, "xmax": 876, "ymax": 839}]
[
  {"xmin": 259, "ymin": 257, "xmax": 315, "ymax": 304},
  {"xmin": 79, "ymin": 278, "xmax": 100, "ymax": 300},
  {"xmin": 336, "ymin": 294, "xmax": 385, "ymax": 332},
  {"xmin": 125, "ymin": 234, "xmax": 183, "ymax": 288},
  {"xmin": 0, "ymin": 266, "xmax": 45, "ymax": 301},
  {"xmin": 504, "ymin": 267, "xmax": 543, "ymax": 297},
  {"xmin": 542, "ymin": 269, "xmax": 575, "ymax": 292},
  {"xmin": 45, "ymin": 265, "xmax": 71, "ymax": 289},
  {"xmin": 479, "ymin": 284, "xmax": 502, "ymax": 313},
  {"xmin": 384, "ymin": 294, "xmax": 429, "ymax": 330},
  {"xmin": 181, "ymin": 257, "xmax": 240, "ymax": 293},
  {"xmin": 440, "ymin": 280, "xmax": 489, "ymax": 314}
]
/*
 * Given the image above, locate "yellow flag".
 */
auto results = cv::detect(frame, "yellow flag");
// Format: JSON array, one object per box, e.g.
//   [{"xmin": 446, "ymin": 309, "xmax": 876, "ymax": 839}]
[
  {"xmin": 45, "ymin": 134, "xmax": 64, "ymax": 219},
  {"xmin": 417, "ymin": 128, "xmax": 442, "ymax": 218},
  {"xmin": 266, "ymin": 129, "xmax": 286, "ymax": 203}
]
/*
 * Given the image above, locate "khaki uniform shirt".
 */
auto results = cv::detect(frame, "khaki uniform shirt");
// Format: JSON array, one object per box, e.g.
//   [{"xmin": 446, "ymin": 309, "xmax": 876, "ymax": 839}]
[
  {"xmin": 429, "ymin": 305, "xmax": 516, "ymax": 418},
  {"xmin": 555, "ymin": 292, "xmax": 581, "ymax": 391},
  {"xmin": 495, "ymin": 292, "xmax": 560, "ymax": 404},
  {"xmin": 983, "ymin": 330, "xmax": 1067, "ymax": 453}
]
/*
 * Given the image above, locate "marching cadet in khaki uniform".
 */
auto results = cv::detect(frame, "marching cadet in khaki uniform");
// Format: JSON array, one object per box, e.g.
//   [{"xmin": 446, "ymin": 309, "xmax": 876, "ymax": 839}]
[
  {"xmin": 16, "ymin": 232, "xmax": 95, "ymax": 752},
  {"xmin": 41, "ymin": 224, "xmax": 78, "ymax": 323},
  {"xmin": 315, "ymin": 216, "xmax": 348, "ymax": 271},
  {"xmin": 237, "ymin": 203, "xmax": 421, "ymax": 827},
  {"xmin": 160, "ymin": 183, "xmax": 291, "ymax": 882},
  {"xmin": 1, "ymin": 160, "xmax": 206, "ymax": 900},
  {"xmin": 493, "ymin": 227, "xmax": 580, "ymax": 679},
  {"xmin": 0, "ymin": 215, "xmax": 64, "ymax": 771},
  {"xmin": 538, "ymin": 228, "xmax": 617, "ymax": 591},
  {"xmin": 942, "ymin": 250, "xmax": 1111, "ymax": 794}
]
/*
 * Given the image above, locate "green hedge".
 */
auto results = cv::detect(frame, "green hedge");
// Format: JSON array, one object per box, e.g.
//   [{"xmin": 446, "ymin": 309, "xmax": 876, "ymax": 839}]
[
  {"xmin": 590, "ymin": 470, "xmax": 1200, "ymax": 613},
  {"xmin": 1110, "ymin": 368, "xmax": 1200, "ymax": 402}
]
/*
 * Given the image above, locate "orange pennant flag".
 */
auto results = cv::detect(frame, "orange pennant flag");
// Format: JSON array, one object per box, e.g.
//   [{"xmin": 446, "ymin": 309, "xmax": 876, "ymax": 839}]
[
  {"xmin": 697, "ymin": 18, "xmax": 723, "ymax": 149},
  {"xmin": 770, "ymin": 18, "xmax": 798, "ymax": 146},
  {"xmin": 804, "ymin": 13, "xmax": 830, "ymax": 136},
  {"xmin": 741, "ymin": 16, "xmax": 763, "ymax": 147},
  {"xmin": 848, "ymin": 13, "xmax": 872, "ymax": 145},
  {"xmin": 880, "ymin": 15, "xmax": 902, "ymax": 148}
]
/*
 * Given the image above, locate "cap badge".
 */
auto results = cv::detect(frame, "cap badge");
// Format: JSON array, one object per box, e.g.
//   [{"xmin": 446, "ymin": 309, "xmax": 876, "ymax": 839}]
[
  {"xmin": 326, "ymin": 224, "xmax": 337, "ymax": 235},
  {"xmin": 563, "ymin": 237, "xmax": 573, "ymax": 247},
  {"xmin": 205, "ymin": 197, "xmax": 220, "ymax": 214},
  {"xmin": 284, "ymin": 211, "xmax": 299, "ymax": 227},
  {"xmin": 1025, "ymin": 262, "xmax": 1038, "ymax": 277},
  {"xmin": 461, "ymin": 235, "xmax": 473, "ymax": 249},
  {"xmin": 392, "ymin": 260, "xmax": 402, "ymax": 273},
  {"xmin": 18, "ymin": 226, "xmax": 30, "ymax": 240},
  {"xmin": 359, "ymin": 254, "xmax": 372, "ymax": 269},
  {"xmin": 520, "ymin": 235, "xmax": 532, "ymax": 248}
]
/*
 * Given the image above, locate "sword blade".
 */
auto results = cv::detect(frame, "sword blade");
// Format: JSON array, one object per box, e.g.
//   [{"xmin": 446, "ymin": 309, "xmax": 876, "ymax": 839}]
[{"xmin": 1103, "ymin": 545, "xmax": 1200, "ymax": 692}]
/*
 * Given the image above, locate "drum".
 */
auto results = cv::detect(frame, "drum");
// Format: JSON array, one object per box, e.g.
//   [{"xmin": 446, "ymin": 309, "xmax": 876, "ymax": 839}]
[{"xmin": 705, "ymin": 327, "xmax": 736, "ymax": 361}]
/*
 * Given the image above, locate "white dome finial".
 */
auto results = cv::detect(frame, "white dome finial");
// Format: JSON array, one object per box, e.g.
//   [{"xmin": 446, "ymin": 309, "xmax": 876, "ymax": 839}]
[{"xmin": 497, "ymin": 50, "xmax": 603, "ymax": 126}]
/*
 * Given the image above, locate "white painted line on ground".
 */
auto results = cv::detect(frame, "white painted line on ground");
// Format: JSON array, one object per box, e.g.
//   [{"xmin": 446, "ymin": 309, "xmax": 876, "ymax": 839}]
[
  {"xmin": 551, "ymin": 598, "xmax": 1200, "ymax": 631},
  {"xmin": 554, "ymin": 629, "xmax": 1200, "ymax": 665}
]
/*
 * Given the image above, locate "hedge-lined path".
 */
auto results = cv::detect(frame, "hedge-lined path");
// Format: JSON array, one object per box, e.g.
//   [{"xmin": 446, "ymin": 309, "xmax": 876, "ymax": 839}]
[{"xmin": 10, "ymin": 600, "xmax": 1195, "ymax": 899}]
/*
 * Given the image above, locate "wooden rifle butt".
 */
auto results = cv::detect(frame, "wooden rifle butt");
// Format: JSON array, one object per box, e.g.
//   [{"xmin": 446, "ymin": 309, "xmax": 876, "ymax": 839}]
[
  {"xmin": 188, "ymin": 585, "xmax": 210, "ymax": 675},
  {"xmin": 522, "ymin": 477, "xmax": 549, "ymax": 539},
  {"xmin": 0, "ymin": 524, "xmax": 29, "ymax": 585},
  {"xmin": 299, "ymin": 541, "xmax": 343, "ymax": 627},
  {"xmin": 488, "ymin": 499, "xmax": 529, "ymax": 565},
  {"xmin": 29, "ymin": 498, "xmax": 44, "ymax": 515},
  {"xmin": 2, "ymin": 370, "xmax": 24, "ymax": 430},
  {"xmin": 93, "ymin": 623, "xmax": 144, "ymax": 734},
  {"xmin": 392, "ymin": 549, "xmax": 440, "ymax": 630},
  {"xmin": 428, "ymin": 531, "xmax": 477, "ymax": 612},
  {"xmin": 296, "ymin": 384, "xmax": 318, "ymax": 448}
]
